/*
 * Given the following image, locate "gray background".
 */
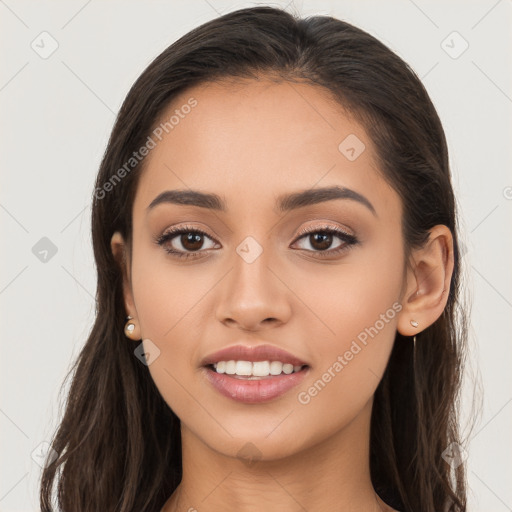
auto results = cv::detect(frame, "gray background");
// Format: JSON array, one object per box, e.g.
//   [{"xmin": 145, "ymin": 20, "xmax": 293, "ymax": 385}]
[{"xmin": 1, "ymin": 0, "xmax": 511, "ymax": 510}]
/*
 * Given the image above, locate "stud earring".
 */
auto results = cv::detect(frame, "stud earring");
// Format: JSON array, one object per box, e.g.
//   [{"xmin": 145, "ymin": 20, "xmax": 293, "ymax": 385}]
[
  {"xmin": 410, "ymin": 319, "xmax": 419, "ymax": 328},
  {"xmin": 124, "ymin": 316, "xmax": 138, "ymax": 339}
]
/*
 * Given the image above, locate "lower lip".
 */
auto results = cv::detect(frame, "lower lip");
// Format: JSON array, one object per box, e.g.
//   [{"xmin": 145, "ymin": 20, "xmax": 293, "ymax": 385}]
[{"xmin": 203, "ymin": 366, "xmax": 310, "ymax": 403}]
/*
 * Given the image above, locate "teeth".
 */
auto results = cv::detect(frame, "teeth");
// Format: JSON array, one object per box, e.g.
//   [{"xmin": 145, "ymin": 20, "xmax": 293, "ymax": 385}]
[
  {"xmin": 269, "ymin": 361, "xmax": 283, "ymax": 375},
  {"xmin": 235, "ymin": 360, "xmax": 252, "ymax": 376},
  {"xmin": 225, "ymin": 360, "xmax": 236, "ymax": 375},
  {"xmin": 211, "ymin": 360, "xmax": 304, "ymax": 377},
  {"xmin": 253, "ymin": 361, "xmax": 270, "ymax": 377}
]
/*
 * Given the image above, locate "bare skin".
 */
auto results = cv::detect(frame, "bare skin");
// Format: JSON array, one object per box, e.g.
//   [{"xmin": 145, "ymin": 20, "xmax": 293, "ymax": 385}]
[{"xmin": 111, "ymin": 77, "xmax": 454, "ymax": 512}]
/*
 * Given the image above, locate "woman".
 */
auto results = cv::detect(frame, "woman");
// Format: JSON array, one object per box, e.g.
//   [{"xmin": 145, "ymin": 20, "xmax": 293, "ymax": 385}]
[{"xmin": 40, "ymin": 6, "xmax": 469, "ymax": 511}]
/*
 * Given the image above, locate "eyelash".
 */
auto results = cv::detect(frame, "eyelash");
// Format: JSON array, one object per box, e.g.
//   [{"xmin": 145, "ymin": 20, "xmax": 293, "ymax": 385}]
[{"xmin": 154, "ymin": 224, "xmax": 359, "ymax": 260}]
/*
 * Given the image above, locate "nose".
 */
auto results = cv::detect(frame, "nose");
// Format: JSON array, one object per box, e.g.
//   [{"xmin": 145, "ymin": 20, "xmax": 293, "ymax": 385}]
[{"xmin": 215, "ymin": 241, "xmax": 292, "ymax": 332}]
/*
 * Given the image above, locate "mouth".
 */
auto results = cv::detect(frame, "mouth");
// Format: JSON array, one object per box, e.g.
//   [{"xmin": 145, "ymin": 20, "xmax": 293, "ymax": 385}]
[{"xmin": 200, "ymin": 343, "xmax": 311, "ymax": 403}]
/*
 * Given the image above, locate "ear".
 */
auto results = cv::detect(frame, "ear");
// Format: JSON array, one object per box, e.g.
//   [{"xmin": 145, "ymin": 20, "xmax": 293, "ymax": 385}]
[
  {"xmin": 397, "ymin": 225, "xmax": 455, "ymax": 336},
  {"xmin": 110, "ymin": 231, "xmax": 137, "ymax": 318}
]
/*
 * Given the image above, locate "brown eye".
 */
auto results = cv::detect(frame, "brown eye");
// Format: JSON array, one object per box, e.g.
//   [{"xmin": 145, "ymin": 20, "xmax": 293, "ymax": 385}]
[
  {"xmin": 292, "ymin": 225, "xmax": 359, "ymax": 258},
  {"xmin": 155, "ymin": 226, "xmax": 218, "ymax": 259}
]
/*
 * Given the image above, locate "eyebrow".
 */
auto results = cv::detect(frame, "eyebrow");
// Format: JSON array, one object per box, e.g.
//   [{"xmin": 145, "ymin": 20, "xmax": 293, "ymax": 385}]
[{"xmin": 146, "ymin": 185, "xmax": 377, "ymax": 216}]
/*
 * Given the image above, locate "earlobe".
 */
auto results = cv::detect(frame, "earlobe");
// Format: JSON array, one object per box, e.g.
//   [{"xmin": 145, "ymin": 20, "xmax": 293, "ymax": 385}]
[
  {"xmin": 397, "ymin": 225, "xmax": 454, "ymax": 337},
  {"xmin": 110, "ymin": 231, "xmax": 137, "ymax": 318}
]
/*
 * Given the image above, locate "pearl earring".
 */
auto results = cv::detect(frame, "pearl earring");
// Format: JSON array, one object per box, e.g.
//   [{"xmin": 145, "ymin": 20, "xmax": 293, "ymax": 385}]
[{"xmin": 124, "ymin": 316, "xmax": 137, "ymax": 338}]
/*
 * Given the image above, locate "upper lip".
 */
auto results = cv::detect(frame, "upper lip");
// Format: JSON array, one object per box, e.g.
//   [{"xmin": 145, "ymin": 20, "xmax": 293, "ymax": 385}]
[{"xmin": 201, "ymin": 343, "xmax": 309, "ymax": 367}]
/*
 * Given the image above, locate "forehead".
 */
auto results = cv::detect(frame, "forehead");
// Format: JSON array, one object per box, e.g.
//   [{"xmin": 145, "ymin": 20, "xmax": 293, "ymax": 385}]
[{"xmin": 133, "ymin": 77, "xmax": 400, "ymax": 219}]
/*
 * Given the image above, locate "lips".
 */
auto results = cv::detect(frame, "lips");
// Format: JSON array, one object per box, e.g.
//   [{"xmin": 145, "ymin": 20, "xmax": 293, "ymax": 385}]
[
  {"xmin": 200, "ymin": 343, "xmax": 309, "ymax": 368},
  {"xmin": 200, "ymin": 343, "xmax": 310, "ymax": 403}
]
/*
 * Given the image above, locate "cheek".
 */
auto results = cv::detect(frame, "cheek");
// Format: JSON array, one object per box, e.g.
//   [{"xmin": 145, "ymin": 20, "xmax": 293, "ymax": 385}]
[
  {"xmin": 291, "ymin": 244, "xmax": 403, "ymax": 408},
  {"xmin": 131, "ymin": 244, "xmax": 213, "ymax": 342},
  {"xmin": 292, "ymin": 239, "xmax": 403, "ymax": 348},
  {"xmin": 130, "ymin": 248, "xmax": 215, "ymax": 416},
  {"xmin": 293, "ymin": 291, "xmax": 400, "ymax": 441}
]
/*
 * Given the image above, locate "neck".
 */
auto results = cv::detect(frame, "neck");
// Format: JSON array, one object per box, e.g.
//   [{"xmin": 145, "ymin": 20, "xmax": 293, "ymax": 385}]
[{"xmin": 163, "ymin": 399, "xmax": 393, "ymax": 512}]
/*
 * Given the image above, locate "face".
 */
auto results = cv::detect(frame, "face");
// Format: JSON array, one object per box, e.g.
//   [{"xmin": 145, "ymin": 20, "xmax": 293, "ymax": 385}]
[{"xmin": 115, "ymin": 77, "xmax": 409, "ymax": 461}]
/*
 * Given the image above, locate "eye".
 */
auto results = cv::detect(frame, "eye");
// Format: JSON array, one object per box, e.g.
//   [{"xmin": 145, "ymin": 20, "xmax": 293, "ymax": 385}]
[
  {"xmin": 154, "ymin": 225, "xmax": 218, "ymax": 260},
  {"xmin": 291, "ymin": 224, "xmax": 359, "ymax": 258}
]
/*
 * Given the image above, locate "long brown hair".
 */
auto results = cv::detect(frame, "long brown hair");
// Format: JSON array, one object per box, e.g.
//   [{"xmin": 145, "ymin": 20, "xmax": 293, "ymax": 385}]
[{"xmin": 40, "ymin": 6, "xmax": 470, "ymax": 511}]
